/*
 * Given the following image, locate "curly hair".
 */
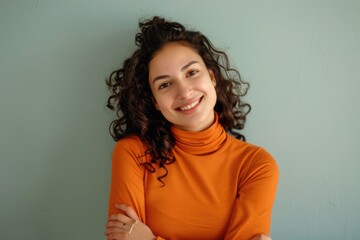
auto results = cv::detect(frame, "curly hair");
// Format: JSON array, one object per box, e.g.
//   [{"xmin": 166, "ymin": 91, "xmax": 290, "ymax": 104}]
[{"xmin": 106, "ymin": 16, "xmax": 251, "ymax": 184}]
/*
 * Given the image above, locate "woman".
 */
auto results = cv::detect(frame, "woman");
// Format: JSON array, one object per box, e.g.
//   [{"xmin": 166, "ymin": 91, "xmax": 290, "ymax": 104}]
[{"xmin": 105, "ymin": 16, "xmax": 278, "ymax": 240}]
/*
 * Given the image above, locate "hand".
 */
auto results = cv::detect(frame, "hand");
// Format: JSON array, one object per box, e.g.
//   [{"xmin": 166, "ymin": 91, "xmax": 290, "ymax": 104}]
[
  {"xmin": 105, "ymin": 204, "xmax": 156, "ymax": 240},
  {"xmin": 251, "ymin": 234, "xmax": 272, "ymax": 240}
]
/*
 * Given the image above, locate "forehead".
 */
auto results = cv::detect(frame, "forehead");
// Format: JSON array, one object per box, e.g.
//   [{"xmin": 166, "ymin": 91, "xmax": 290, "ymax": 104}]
[{"xmin": 149, "ymin": 42, "xmax": 204, "ymax": 72}]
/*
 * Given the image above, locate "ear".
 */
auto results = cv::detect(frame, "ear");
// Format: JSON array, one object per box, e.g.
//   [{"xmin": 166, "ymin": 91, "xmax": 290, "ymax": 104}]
[{"xmin": 209, "ymin": 69, "xmax": 216, "ymax": 87}]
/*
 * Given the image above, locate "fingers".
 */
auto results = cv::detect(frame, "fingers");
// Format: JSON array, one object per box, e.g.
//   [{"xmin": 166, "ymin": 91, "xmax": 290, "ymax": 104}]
[
  {"xmin": 106, "ymin": 220, "xmax": 127, "ymax": 229},
  {"xmin": 115, "ymin": 204, "xmax": 140, "ymax": 221},
  {"xmin": 105, "ymin": 212, "xmax": 135, "ymax": 239},
  {"xmin": 105, "ymin": 204, "xmax": 140, "ymax": 239},
  {"xmin": 105, "ymin": 221, "xmax": 128, "ymax": 236},
  {"xmin": 108, "ymin": 212, "xmax": 133, "ymax": 223}
]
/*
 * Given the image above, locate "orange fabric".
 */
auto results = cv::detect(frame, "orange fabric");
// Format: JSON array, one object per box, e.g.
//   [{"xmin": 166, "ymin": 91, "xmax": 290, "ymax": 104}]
[{"xmin": 108, "ymin": 116, "xmax": 279, "ymax": 240}]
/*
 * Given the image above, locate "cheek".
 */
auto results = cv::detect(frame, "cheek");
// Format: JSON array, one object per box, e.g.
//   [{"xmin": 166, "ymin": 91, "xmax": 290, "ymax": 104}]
[
  {"xmin": 206, "ymin": 82, "xmax": 217, "ymax": 101},
  {"xmin": 153, "ymin": 94, "xmax": 170, "ymax": 111},
  {"xmin": 200, "ymin": 81, "xmax": 216, "ymax": 93}
]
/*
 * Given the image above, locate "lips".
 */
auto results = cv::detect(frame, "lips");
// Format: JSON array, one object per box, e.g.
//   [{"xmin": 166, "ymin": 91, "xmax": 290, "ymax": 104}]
[{"xmin": 176, "ymin": 97, "xmax": 203, "ymax": 111}]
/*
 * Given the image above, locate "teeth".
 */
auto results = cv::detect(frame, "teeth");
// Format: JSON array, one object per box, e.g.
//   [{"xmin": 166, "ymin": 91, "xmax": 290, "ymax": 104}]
[{"xmin": 179, "ymin": 99, "xmax": 200, "ymax": 111}]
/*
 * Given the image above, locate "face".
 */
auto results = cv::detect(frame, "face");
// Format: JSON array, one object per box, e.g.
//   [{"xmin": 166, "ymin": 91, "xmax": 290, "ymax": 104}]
[{"xmin": 148, "ymin": 42, "xmax": 217, "ymax": 131}]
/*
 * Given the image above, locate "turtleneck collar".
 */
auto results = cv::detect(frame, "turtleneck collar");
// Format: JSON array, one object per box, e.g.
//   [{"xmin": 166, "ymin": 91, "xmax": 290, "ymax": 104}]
[{"xmin": 170, "ymin": 113, "xmax": 229, "ymax": 155}]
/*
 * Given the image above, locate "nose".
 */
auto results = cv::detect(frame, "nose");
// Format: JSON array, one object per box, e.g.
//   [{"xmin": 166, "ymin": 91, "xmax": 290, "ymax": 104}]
[{"xmin": 176, "ymin": 81, "xmax": 193, "ymax": 99}]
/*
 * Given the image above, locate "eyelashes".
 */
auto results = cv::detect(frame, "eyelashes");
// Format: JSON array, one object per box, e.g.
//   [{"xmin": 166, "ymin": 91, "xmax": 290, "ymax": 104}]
[
  {"xmin": 157, "ymin": 69, "xmax": 200, "ymax": 90},
  {"xmin": 186, "ymin": 69, "xmax": 199, "ymax": 77},
  {"xmin": 159, "ymin": 82, "xmax": 171, "ymax": 89}
]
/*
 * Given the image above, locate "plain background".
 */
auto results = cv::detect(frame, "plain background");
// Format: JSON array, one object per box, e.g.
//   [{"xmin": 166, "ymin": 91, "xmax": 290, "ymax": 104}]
[{"xmin": 1, "ymin": 0, "xmax": 359, "ymax": 239}]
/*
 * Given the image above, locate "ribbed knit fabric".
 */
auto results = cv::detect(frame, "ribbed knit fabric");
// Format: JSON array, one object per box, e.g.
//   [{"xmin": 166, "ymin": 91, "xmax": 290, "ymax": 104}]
[{"xmin": 108, "ymin": 115, "xmax": 279, "ymax": 240}]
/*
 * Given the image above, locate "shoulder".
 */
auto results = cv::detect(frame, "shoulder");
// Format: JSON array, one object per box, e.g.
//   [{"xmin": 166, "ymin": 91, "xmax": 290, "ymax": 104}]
[
  {"xmin": 229, "ymin": 137, "xmax": 278, "ymax": 176},
  {"xmin": 251, "ymin": 146, "xmax": 278, "ymax": 175},
  {"xmin": 115, "ymin": 134, "xmax": 143, "ymax": 146},
  {"xmin": 114, "ymin": 135, "xmax": 146, "ymax": 151},
  {"xmin": 227, "ymin": 141, "xmax": 279, "ymax": 194},
  {"xmin": 245, "ymin": 144, "xmax": 279, "ymax": 182},
  {"xmin": 112, "ymin": 135, "xmax": 149, "ymax": 165}
]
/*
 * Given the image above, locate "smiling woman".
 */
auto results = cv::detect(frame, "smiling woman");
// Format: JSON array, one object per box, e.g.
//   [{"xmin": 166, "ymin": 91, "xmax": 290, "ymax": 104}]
[{"xmin": 105, "ymin": 16, "xmax": 278, "ymax": 240}]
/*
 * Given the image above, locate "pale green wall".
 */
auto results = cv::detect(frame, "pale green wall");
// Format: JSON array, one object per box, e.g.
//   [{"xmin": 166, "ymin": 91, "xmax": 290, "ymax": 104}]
[{"xmin": 1, "ymin": 0, "xmax": 359, "ymax": 239}]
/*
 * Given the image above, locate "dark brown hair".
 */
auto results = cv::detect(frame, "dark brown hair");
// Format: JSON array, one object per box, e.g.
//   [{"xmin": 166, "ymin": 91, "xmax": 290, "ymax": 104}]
[{"xmin": 106, "ymin": 16, "xmax": 250, "ymax": 184}]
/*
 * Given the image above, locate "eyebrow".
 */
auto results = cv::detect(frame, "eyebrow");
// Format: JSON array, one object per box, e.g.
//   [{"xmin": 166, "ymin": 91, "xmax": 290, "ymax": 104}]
[
  {"xmin": 152, "ymin": 60, "xmax": 199, "ymax": 84},
  {"xmin": 181, "ymin": 60, "xmax": 198, "ymax": 72}
]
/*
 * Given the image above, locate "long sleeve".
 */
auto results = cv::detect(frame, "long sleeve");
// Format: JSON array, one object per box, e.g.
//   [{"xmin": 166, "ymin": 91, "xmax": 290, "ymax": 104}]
[
  {"xmin": 224, "ymin": 148, "xmax": 279, "ymax": 240},
  {"xmin": 108, "ymin": 137, "xmax": 168, "ymax": 240},
  {"xmin": 108, "ymin": 136, "xmax": 147, "ymax": 222}
]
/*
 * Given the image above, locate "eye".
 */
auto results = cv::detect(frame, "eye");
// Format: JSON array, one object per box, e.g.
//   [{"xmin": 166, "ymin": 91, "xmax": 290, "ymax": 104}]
[
  {"xmin": 186, "ymin": 69, "xmax": 199, "ymax": 77},
  {"xmin": 159, "ymin": 82, "xmax": 171, "ymax": 89}
]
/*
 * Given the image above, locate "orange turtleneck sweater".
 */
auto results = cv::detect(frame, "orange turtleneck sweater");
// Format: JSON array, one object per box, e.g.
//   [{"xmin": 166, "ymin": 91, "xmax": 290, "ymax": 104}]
[{"xmin": 108, "ymin": 116, "xmax": 279, "ymax": 240}]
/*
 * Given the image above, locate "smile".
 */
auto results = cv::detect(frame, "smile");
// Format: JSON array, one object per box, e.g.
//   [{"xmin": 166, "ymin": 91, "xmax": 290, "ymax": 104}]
[{"xmin": 178, "ymin": 97, "xmax": 202, "ymax": 111}]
